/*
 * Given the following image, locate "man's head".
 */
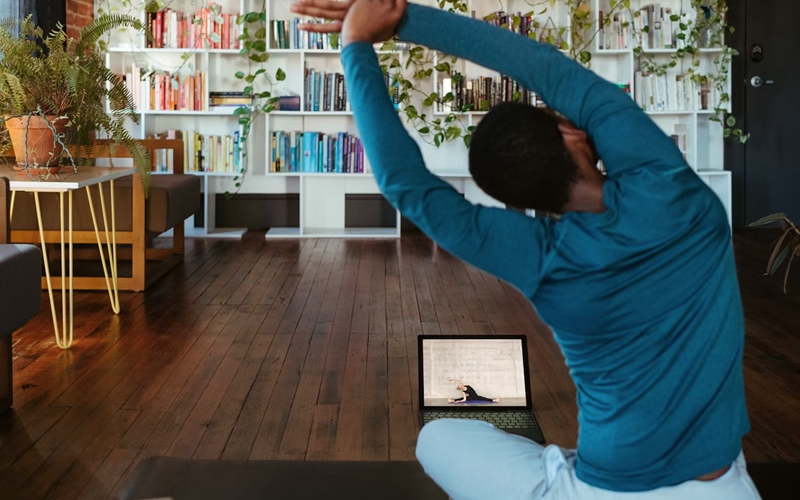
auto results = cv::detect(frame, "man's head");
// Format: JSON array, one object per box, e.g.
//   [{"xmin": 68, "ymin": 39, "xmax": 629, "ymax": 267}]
[{"xmin": 468, "ymin": 102, "xmax": 593, "ymax": 213}]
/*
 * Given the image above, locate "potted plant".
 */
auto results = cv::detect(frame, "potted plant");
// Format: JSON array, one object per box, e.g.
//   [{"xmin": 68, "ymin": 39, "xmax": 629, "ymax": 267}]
[
  {"xmin": 0, "ymin": 14, "xmax": 150, "ymax": 181},
  {"xmin": 749, "ymin": 213, "xmax": 800, "ymax": 293}
]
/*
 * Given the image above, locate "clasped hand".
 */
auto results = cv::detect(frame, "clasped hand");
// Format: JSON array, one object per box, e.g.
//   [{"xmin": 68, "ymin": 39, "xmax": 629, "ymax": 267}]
[{"xmin": 289, "ymin": 0, "xmax": 407, "ymax": 47}]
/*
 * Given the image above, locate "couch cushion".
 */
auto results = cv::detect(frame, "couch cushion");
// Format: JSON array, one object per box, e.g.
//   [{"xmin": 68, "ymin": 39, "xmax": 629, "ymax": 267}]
[
  {"xmin": 117, "ymin": 174, "xmax": 201, "ymax": 233},
  {"xmin": 9, "ymin": 173, "xmax": 200, "ymax": 234},
  {"xmin": 0, "ymin": 244, "xmax": 41, "ymax": 337}
]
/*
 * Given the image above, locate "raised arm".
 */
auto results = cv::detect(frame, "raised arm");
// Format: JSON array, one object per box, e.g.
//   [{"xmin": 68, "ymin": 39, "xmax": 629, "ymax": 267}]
[
  {"xmin": 394, "ymin": 4, "xmax": 686, "ymax": 176},
  {"xmin": 342, "ymin": 40, "xmax": 549, "ymax": 297}
]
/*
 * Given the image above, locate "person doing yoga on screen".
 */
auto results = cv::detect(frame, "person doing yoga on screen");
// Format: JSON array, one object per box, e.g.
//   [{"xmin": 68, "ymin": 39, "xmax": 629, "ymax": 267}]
[{"xmin": 447, "ymin": 378, "xmax": 500, "ymax": 404}]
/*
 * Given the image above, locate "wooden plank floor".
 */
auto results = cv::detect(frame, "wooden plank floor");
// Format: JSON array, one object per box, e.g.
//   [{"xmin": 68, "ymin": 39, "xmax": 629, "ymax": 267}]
[{"xmin": 0, "ymin": 229, "xmax": 798, "ymax": 499}]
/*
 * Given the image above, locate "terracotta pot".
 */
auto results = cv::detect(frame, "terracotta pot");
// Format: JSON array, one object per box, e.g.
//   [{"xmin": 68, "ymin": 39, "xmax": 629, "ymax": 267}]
[{"xmin": 4, "ymin": 115, "xmax": 70, "ymax": 173}]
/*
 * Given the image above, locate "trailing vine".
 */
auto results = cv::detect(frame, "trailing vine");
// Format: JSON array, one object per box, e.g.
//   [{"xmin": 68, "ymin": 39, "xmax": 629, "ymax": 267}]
[
  {"xmin": 378, "ymin": 0, "xmax": 745, "ymax": 148},
  {"xmin": 621, "ymin": 0, "xmax": 746, "ymax": 142},
  {"xmin": 230, "ymin": 0, "xmax": 284, "ymax": 195}
]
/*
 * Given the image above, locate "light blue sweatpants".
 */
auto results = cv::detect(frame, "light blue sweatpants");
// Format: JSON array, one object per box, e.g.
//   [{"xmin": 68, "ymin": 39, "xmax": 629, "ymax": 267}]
[{"xmin": 416, "ymin": 419, "xmax": 762, "ymax": 500}]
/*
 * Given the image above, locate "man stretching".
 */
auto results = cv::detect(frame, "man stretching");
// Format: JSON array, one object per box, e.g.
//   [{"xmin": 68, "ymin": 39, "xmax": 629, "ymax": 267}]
[{"xmin": 290, "ymin": 0, "xmax": 761, "ymax": 498}]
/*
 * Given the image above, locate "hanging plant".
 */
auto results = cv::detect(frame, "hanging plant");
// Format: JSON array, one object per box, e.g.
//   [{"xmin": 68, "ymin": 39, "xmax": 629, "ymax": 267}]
[
  {"xmin": 230, "ymin": 0, "xmax": 283, "ymax": 196},
  {"xmin": 378, "ymin": 0, "xmax": 744, "ymax": 148}
]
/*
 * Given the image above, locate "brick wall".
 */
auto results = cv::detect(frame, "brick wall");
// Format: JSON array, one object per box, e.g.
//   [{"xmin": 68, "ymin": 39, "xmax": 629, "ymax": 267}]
[{"xmin": 66, "ymin": 0, "xmax": 93, "ymax": 39}]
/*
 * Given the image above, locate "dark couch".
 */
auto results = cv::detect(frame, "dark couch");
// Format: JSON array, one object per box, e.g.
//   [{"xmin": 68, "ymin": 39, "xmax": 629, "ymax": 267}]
[{"xmin": 0, "ymin": 176, "xmax": 41, "ymax": 412}]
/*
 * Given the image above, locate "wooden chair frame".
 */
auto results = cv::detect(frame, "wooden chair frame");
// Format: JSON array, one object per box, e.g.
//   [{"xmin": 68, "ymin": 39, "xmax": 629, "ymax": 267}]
[
  {"xmin": 9, "ymin": 139, "xmax": 189, "ymax": 292},
  {"xmin": 0, "ymin": 177, "xmax": 13, "ymax": 411}
]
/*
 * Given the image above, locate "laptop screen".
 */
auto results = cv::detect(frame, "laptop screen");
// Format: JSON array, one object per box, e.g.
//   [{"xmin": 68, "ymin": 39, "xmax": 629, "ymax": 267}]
[{"xmin": 419, "ymin": 336, "xmax": 531, "ymax": 410}]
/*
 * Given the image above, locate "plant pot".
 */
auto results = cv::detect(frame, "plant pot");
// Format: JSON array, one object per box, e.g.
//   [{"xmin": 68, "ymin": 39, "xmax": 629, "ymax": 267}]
[{"xmin": 4, "ymin": 115, "xmax": 70, "ymax": 173}]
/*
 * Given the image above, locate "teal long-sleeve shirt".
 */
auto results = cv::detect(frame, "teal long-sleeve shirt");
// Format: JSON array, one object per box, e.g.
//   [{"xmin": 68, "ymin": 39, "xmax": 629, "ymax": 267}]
[{"xmin": 341, "ymin": 3, "xmax": 749, "ymax": 492}]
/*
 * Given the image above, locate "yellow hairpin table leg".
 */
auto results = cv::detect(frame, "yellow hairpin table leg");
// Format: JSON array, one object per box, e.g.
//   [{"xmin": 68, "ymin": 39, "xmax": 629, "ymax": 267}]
[
  {"xmin": 33, "ymin": 191, "xmax": 73, "ymax": 349},
  {"xmin": 85, "ymin": 180, "xmax": 120, "ymax": 314}
]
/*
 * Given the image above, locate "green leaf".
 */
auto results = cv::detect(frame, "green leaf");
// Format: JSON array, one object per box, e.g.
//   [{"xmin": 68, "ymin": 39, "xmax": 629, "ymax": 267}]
[
  {"xmin": 405, "ymin": 105, "xmax": 419, "ymax": 120},
  {"xmin": 209, "ymin": 32, "xmax": 221, "ymax": 43},
  {"xmin": 726, "ymin": 115, "xmax": 736, "ymax": 127},
  {"xmin": 233, "ymin": 107, "xmax": 249, "ymax": 116},
  {"xmin": 670, "ymin": 14, "xmax": 680, "ymax": 22},
  {"xmin": 418, "ymin": 127, "xmax": 430, "ymax": 134},
  {"xmin": 434, "ymin": 133, "xmax": 442, "ymax": 147},
  {"xmin": 244, "ymin": 12, "xmax": 261, "ymax": 23},
  {"xmin": 434, "ymin": 62, "xmax": 451, "ymax": 72},
  {"xmin": 243, "ymin": 86, "xmax": 253, "ymax": 96},
  {"xmin": 246, "ymin": 75, "xmax": 256, "ymax": 83},
  {"xmin": 579, "ymin": 51, "xmax": 592, "ymax": 64},
  {"xmin": 445, "ymin": 126, "xmax": 461, "ymax": 141},
  {"xmin": 255, "ymin": 27, "xmax": 267, "ymax": 39},
  {"xmin": 276, "ymin": 68, "xmax": 286, "ymax": 81},
  {"xmin": 423, "ymin": 93, "xmax": 438, "ymax": 107}
]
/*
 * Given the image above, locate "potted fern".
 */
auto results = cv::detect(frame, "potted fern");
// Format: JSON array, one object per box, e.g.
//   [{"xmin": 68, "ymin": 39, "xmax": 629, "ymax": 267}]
[{"xmin": 0, "ymin": 14, "xmax": 150, "ymax": 181}]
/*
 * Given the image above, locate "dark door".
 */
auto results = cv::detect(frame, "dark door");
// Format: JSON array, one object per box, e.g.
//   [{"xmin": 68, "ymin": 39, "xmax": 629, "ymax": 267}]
[{"xmin": 742, "ymin": 1, "xmax": 800, "ymax": 223}]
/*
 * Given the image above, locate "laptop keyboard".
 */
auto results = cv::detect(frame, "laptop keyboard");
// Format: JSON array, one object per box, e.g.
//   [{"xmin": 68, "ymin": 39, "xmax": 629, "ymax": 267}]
[{"xmin": 422, "ymin": 411, "xmax": 539, "ymax": 429}]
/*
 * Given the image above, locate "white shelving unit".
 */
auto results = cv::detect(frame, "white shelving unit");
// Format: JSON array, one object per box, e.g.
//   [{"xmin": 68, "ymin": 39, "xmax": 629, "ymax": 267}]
[
  {"xmin": 592, "ymin": 0, "xmax": 733, "ymax": 226},
  {"xmin": 105, "ymin": 0, "xmax": 249, "ymax": 238},
  {"xmin": 259, "ymin": 0, "xmax": 405, "ymax": 237},
  {"xmin": 102, "ymin": 0, "xmax": 733, "ymax": 236}
]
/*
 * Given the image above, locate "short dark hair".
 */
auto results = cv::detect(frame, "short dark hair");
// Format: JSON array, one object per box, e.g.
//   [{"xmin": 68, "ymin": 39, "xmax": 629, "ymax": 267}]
[{"xmin": 468, "ymin": 102, "xmax": 579, "ymax": 213}]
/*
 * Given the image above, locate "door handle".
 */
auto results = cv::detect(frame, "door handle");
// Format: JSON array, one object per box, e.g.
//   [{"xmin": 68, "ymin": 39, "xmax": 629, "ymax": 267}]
[{"xmin": 750, "ymin": 76, "xmax": 775, "ymax": 87}]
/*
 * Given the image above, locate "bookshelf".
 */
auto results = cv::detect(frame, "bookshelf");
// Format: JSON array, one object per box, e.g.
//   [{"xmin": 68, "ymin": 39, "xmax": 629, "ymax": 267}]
[
  {"xmin": 591, "ymin": 0, "xmax": 733, "ymax": 226},
  {"xmin": 105, "ymin": 0, "xmax": 249, "ymax": 238},
  {"xmin": 103, "ymin": 0, "xmax": 733, "ymax": 236}
]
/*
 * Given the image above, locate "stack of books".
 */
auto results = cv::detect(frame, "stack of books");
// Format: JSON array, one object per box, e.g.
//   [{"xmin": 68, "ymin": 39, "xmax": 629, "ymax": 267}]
[
  {"xmin": 148, "ymin": 71, "xmax": 206, "ymax": 111},
  {"xmin": 304, "ymin": 67, "xmax": 348, "ymax": 112},
  {"xmin": 270, "ymin": 131, "xmax": 364, "ymax": 173},
  {"xmin": 271, "ymin": 19, "xmax": 342, "ymax": 50},
  {"xmin": 438, "ymin": 72, "xmax": 540, "ymax": 112},
  {"xmin": 209, "ymin": 92, "xmax": 252, "ymax": 109},
  {"xmin": 146, "ymin": 3, "xmax": 239, "ymax": 49}
]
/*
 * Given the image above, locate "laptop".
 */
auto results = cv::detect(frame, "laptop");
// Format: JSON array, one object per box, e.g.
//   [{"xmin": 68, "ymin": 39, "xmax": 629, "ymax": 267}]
[{"xmin": 418, "ymin": 335, "xmax": 545, "ymax": 444}]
